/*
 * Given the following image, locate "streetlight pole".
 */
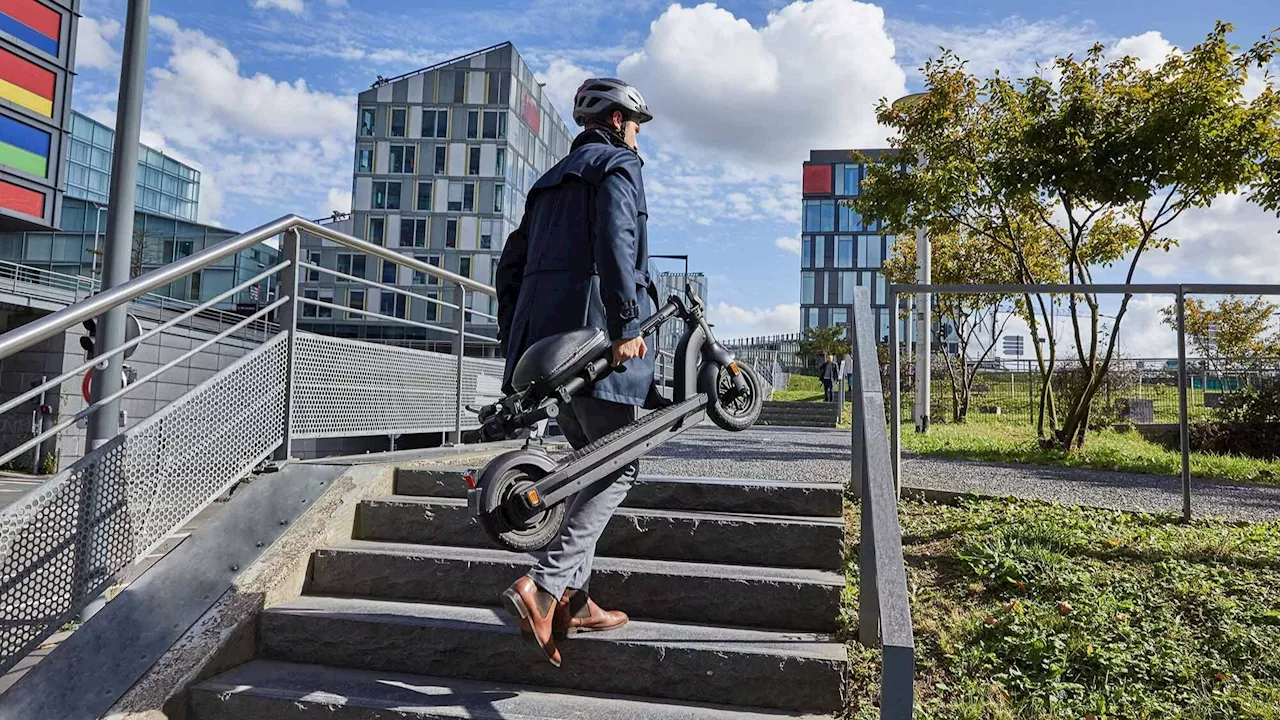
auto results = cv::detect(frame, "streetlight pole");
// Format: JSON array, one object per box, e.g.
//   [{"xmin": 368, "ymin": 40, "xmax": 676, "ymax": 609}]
[{"xmin": 893, "ymin": 92, "xmax": 931, "ymax": 434}]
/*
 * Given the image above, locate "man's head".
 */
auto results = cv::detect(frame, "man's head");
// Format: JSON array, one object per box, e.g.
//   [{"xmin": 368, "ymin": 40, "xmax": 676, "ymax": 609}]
[{"xmin": 573, "ymin": 78, "xmax": 652, "ymax": 152}]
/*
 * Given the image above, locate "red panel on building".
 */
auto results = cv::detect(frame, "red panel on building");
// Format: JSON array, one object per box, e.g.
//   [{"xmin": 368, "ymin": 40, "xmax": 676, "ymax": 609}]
[
  {"xmin": 802, "ymin": 164, "xmax": 831, "ymax": 195},
  {"xmin": 0, "ymin": 177, "xmax": 44, "ymax": 217},
  {"xmin": 519, "ymin": 88, "xmax": 540, "ymax": 135}
]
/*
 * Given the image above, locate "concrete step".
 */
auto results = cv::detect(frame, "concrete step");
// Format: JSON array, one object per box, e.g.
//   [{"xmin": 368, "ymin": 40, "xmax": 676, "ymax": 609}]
[
  {"xmin": 191, "ymin": 659, "xmax": 834, "ymax": 720},
  {"xmin": 395, "ymin": 469, "xmax": 844, "ymax": 517},
  {"xmin": 357, "ymin": 497, "xmax": 845, "ymax": 570},
  {"xmin": 308, "ymin": 541, "xmax": 842, "ymax": 632},
  {"xmin": 257, "ymin": 597, "xmax": 846, "ymax": 713}
]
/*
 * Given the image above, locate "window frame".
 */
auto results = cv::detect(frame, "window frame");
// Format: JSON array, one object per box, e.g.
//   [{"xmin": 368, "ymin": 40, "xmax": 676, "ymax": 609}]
[
  {"xmin": 416, "ymin": 180, "xmax": 433, "ymax": 211},
  {"xmin": 389, "ymin": 107, "xmax": 408, "ymax": 137},
  {"xmin": 357, "ymin": 145, "xmax": 374, "ymax": 173},
  {"xmin": 358, "ymin": 107, "xmax": 376, "ymax": 137}
]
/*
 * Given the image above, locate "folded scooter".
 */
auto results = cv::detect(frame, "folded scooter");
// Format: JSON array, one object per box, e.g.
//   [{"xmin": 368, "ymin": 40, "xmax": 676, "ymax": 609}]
[{"xmin": 466, "ymin": 284, "xmax": 764, "ymax": 552}]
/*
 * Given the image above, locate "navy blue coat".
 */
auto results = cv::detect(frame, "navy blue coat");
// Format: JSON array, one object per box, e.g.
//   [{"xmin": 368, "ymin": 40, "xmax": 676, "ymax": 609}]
[{"xmin": 496, "ymin": 129, "xmax": 657, "ymax": 407}]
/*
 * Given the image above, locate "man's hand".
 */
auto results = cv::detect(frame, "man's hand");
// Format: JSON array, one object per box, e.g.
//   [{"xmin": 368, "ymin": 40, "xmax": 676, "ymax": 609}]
[{"xmin": 612, "ymin": 337, "xmax": 648, "ymax": 367}]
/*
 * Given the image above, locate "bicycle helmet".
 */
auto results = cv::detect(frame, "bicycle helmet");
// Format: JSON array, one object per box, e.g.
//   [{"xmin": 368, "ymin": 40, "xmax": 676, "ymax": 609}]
[{"xmin": 572, "ymin": 78, "xmax": 654, "ymax": 127}]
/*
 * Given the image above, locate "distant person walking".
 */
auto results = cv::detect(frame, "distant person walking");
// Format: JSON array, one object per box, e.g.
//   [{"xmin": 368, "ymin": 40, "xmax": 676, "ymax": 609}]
[
  {"xmin": 819, "ymin": 354, "xmax": 838, "ymax": 402},
  {"xmin": 841, "ymin": 352, "xmax": 854, "ymax": 398}
]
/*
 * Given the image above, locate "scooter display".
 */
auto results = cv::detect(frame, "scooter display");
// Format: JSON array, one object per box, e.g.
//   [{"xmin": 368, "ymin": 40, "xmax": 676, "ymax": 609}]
[{"xmin": 466, "ymin": 284, "xmax": 764, "ymax": 552}]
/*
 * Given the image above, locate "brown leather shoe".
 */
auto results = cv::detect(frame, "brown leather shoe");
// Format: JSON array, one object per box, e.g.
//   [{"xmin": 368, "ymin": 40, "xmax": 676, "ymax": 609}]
[
  {"xmin": 500, "ymin": 577, "xmax": 561, "ymax": 667},
  {"xmin": 554, "ymin": 589, "xmax": 629, "ymax": 637}
]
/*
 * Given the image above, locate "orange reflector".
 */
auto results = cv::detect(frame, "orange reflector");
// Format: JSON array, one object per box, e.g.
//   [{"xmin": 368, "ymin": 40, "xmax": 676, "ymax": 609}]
[
  {"xmin": 729, "ymin": 362, "xmax": 740, "ymax": 375},
  {"xmin": 525, "ymin": 489, "xmax": 541, "ymax": 505}
]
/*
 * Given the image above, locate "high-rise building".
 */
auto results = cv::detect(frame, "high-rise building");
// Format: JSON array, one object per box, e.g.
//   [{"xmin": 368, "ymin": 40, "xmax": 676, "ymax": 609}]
[
  {"xmin": 0, "ymin": 0, "xmax": 79, "ymax": 231},
  {"xmin": 298, "ymin": 42, "xmax": 573, "ymax": 352},
  {"xmin": 800, "ymin": 149, "xmax": 897, "ymax": 342},
  {"xmin": 64, "ymin": 111, "xmax": 201, "ymax": 222},
  {"xmin": 653, "ymin": 271, "xmax": 707, "ymax": 356}
]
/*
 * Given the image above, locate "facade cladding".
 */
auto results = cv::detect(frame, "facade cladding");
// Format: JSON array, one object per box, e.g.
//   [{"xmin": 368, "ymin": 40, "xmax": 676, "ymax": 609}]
[
  {"xmin": 800, "ymin": 149, "xmax": 897, "ymax": 343},
  {"xmin": 297, "ymin": 42, "xmax": 572, "ymax": 351},
  {"xmin": 64, "ymin": 111, "xmax": 201, "ymax": 222},
  {"xmin": 653, "ymin": 271, "xmax": 707, "ymax": 356}
]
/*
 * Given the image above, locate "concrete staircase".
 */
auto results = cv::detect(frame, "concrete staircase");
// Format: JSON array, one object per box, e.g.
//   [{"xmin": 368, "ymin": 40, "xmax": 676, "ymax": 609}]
[
  {"xmin": 758, "ymin": 401, "xmax": 841, "ymax": 428},
  {"xmin": 189, "ymin": 466, "xmax": 849, "ymax": 719}
]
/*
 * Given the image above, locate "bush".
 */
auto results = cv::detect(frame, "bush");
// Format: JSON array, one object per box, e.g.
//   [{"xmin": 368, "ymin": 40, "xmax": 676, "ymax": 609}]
[
  {"xmin": 1195, "ymin": 382, "xmax": 1280, "ymax": 460},
  {"xmin": 1050, "ymin": 362, "xmax": 1141, "ymax": 431}
]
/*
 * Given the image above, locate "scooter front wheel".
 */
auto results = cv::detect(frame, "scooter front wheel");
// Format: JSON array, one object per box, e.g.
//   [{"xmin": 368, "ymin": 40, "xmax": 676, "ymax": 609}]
[
  {"xmin": 477, "ymin": 464, "xmax": 566, "ymax": 552},
  {"xmin": 707, "ymin": 363, "xmax": 764, "ymax": 432}
]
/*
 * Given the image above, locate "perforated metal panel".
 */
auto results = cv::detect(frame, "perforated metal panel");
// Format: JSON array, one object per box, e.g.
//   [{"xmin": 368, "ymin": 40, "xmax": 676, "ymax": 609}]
[
  {"xmin": 291, "ymin": 333, "xmax": 504, "ymax": 438},
  {"xmin": 0, "ymin": 334, "xmax": 288, "ymax": 674}
]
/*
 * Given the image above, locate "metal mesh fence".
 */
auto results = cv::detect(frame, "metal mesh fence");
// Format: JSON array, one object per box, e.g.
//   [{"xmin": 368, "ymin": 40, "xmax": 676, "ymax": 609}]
[{"xmin": 0, "ymin": 334, "xmax": 288, "ymax": 672}]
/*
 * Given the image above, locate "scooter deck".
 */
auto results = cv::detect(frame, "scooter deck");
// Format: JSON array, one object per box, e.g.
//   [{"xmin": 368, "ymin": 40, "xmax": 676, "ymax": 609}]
[{"xmin": 525, "ymin": 394, "xmax": 709, "ymax": 514}]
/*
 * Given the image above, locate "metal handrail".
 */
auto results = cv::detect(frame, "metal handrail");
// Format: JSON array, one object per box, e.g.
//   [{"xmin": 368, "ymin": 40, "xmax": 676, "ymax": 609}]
[{"xmin": 0, "ymin": 215, "xmax": 497, "ymax": 362}]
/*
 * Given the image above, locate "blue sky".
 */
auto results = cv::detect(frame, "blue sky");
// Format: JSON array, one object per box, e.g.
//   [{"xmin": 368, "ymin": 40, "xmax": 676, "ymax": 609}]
[{"xmin": 72, "ymin": 0, "xmax": 1280, "ymax": 345}]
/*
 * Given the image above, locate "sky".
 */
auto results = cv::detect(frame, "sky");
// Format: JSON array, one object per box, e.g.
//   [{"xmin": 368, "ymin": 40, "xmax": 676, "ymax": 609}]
[{"xmin": 71, "ymin": 0, "xmax": 1280, "ymax": 348}]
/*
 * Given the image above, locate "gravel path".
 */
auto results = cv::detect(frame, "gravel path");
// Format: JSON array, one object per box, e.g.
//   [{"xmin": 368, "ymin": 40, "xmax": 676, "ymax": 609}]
[{"xmin": 645, "ymin": 425, "xmax": 1280, "ymax": 523}]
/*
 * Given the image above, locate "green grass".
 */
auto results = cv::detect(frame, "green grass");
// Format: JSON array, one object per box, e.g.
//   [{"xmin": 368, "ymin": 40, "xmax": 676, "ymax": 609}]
[
  {"xmin": 900, "ymin": 423, "xmax": 1280, "ymax": 486},
  {"xmin": 843, "ymin": 496, "xmax": 1280, "ymax": 719}
]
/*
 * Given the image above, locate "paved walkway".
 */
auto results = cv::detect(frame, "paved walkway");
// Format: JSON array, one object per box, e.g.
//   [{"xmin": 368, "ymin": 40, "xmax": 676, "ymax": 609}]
[{"xmin": 646, "ymin": 425, "xmax": 1280, "ymax": 523}]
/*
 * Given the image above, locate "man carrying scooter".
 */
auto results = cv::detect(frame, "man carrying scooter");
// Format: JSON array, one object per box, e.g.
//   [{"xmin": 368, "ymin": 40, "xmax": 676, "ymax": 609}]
[{"xmin": 493, "ymin": 78, "xmax": 655, "ymax": 667}]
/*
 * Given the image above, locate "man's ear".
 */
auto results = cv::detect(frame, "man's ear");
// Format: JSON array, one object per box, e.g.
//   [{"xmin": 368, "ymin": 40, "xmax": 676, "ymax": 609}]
[{"xmin": 612, "ymin": 110, "xmax": 625, "ymax": 131}]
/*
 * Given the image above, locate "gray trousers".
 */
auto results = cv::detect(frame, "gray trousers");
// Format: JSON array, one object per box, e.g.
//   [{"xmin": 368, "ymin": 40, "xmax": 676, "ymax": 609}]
[{"xmin": 527, "ymin": 395, "xmax": 640, "ymax": 599}]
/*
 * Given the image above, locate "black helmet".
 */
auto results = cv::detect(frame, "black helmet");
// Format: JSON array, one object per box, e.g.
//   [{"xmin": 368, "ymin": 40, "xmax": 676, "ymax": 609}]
[{"xmin": 572, "ymin": 78, "xmax": 653, "ymax": 127}]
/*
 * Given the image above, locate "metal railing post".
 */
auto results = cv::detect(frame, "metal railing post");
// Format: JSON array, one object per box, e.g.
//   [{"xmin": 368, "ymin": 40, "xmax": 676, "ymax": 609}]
[
  {"xmin": 452, "ymin": 283, "xmax": 466, "ymax": 445},
  {"xmin": 1176, "ymin": 287, "xmax": 1192, "ymax": 522},
  {"xmin": 274, "ymin": 229, "xmax": 301, "ymax": 462},
  {"xmin": 889, "ymin": 288, "xmax": 901, "ymax": 495}
]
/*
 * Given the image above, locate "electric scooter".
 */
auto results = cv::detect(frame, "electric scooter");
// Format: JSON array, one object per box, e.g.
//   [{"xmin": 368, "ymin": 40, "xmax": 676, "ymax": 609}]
[{"xmin": 466, "ymin": 284, "xmax": 764, "ymax": 552}]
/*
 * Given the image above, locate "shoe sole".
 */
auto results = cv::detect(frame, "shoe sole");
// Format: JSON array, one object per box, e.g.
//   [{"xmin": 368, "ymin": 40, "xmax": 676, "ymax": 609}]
[{"xmin": 501, "ymin": 588, "xmax": 561, "ymax": 668}]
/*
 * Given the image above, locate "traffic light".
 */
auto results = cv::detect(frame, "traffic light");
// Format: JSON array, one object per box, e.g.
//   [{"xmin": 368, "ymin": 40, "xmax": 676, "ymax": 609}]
[
  {"xmin": 78, "ymin": 315, "xmax": 141, "ymax": 361},
  {"xmin": 80, "ymin": 319, "xmax": 96, "ymax": 359}
]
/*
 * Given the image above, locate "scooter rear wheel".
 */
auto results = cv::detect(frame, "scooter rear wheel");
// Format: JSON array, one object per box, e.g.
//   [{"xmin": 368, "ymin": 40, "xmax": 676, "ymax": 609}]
[{"xmin": 477, "ymin": 464, "xmax": 566, "ymax": 552}]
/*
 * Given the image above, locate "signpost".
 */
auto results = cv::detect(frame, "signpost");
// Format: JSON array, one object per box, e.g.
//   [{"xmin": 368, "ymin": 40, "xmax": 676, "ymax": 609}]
[{"xmin": 1003, "ymin": 335, "xmax": 1024, "ymax": 399}]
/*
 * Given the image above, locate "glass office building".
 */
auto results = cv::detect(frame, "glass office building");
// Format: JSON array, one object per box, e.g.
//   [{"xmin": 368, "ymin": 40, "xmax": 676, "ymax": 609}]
[
  {"xmin": 799, "ymin": 149, "xmax": 897, "ymax": 342},
  {"xmin": 298, "ymin": 42, "xmax": 573, "ymax": 350},
  {"xmin": 65, "ymin": 111, "xmax": 200, "ymax": 222}
]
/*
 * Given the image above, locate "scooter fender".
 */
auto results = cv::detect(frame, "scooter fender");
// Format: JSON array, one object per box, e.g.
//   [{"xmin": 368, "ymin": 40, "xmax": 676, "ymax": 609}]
[
  {"xmin": 468, "ymin": 447, "xmax": 558, "ymax": 518},
  {"xmin": 696, "ymin": 361, "xmax": 722, "ymax": 398}
]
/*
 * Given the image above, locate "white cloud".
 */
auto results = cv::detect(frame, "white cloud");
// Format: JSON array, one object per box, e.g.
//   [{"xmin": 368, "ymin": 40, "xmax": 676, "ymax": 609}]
[
  {"xmin": 535, "ymin": 58, "xmax": 598, "ymax": 132},
  {"xmin": 889, "ymin": 16, "xmax": 1096, "ymax": 81},
  {"xmin": 619, "ymin": 0, "xmax": 906, "ymax": 173},
  {"xmin": 321, "ymin": 187, "xmax": 353, "ymax": 219},
  {"xmin": 76, "ymin": 17, "xmax": 121, "ymax": 71},
  {"xmin": 775, "ymin": 235, "xmax": 801, "ymax": 254},
  {"xmin": 148, "ymin": 16, "xmax": 352, "ymax": 146},
  {"xmin": 251, "ymin": 0, "xmax": 305, "ymax": 14},
  {"xmin": 1142, "ymin": 194, "xmax": 1280, "ymax": 283},
  {"xmin": 1110, "ymin": 31, "xmax": 1177, "ymax": 71},
  {"xmin": 710, "ymin": 302, "xmax": 800, "ymax": 340},
  {"xmin": 1116, "ymin": 294, "xmax": 1178, "ymax": 359}
]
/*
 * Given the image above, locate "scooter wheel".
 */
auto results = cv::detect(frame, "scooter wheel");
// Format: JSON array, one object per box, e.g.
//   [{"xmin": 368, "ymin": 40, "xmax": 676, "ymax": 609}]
[
  {"xmin": 708, "ymin": 363, "xmax": 764, "ymax": 432},
  {"xmin": 477, "ymin": 464, "xmax": 566, "ymax": 552}
]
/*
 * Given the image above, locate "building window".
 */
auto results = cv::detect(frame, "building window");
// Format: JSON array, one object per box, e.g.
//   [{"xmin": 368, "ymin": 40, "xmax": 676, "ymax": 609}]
[
  {"xmin": 373, "ymin": 181, "xmax": 401, "ymax": 210},
  {"xmin": 466, "ymin": 110, "xmax": 479, "ymax": 139},
  {"xmin": 820, "ymin": 200, "xmax": 835, "ymax": 232},
  {"xmin": 459, "ymin": 256, "xmax": 472, "ymax": 278},
  {"xmin": 412, "ymin": 256, "xmax": 429, "ymax": 285},
  {"xmin": 813, "ymin": 237, "xmax": 826, "ymax": 268},
  {"xmin": 448, "ymin": 183, "xmax": 463, "ymax": 211},
  {"xmin": 494, "ymin": 184, "xmax": 504, "ymax": 213},
  {"xmin": 801, "ymin": 236, "xmax": 813, "ymax": 268},
  {"xmin": 379, "ymin": 292, "xmax": 407, "ymax": 319},
  {"xmin": 190, "ymin": 271, "xmax": 203, "ymax": 300},
  {"xmin": 425, "ymin": 290, "xmax": 440, "ymax": 321},
  {"xmin": 839, "ymin": 203, "xmax": 862, "ymax": 232},
  {"xmin": 347, "ymin": 289, "xmax": 365, "ymax": 320},
  {"xmin": 401, "ymin": 218, "xmax": 427, "ymax": 248},
  {"xmin": 357, "ymin": 146, "xmax": 373, "ymax": 172},
  {"xmin": 846, "ymin": 164, "xmax": 861, "ymax": 196},
  {"xmin": 801, "ymin": 271, "xmax": 815, "ymax": 304},
  {"xmin": 317, "ymin": 288, "xmax": 334, "ymax": 318},
  {"xmin": 463, "ymin": 184, "xmax": 475, "ymax": 212},
  {"xmin": 358, "ymin": 108, "xmax": 375, "ymax": 136},
  {"xmin": 803, "ymin": 200, "xmax": 820, "ymax": 232},
  {"xmin": 837, "ymin": 236, "xmax": 853, "ymax": 268},
  {"xmin": 468, "ymin": 147, "xmax": 481, "ymax": 175},
  {"xmin": 874, "ymin": 273, "xmax": 887, "ymax": 305},
  {"xmin": 446, "ymin": 219, "xmax": 458, "ymax": 248},
  {"xmin": 303, "ymin": 289, "xmax": 319, "ymax": 317},
  {"xmin": 434, "ymin": 146, "xmax": 447, "ymax": 174},
  {"xmin": 482, "ymin": 110, "xmax": 506, "ymax": 139},
  {"xmin": 427, "ymin": 254, "xmax": 441, "ymax": 285},
  {"xmin": 306, "ymin": 251, "xmax": 321, "ymax": 282},
  {"xmin": 389, "ymin": 145, "xmax": 416, "ymax": 174},
  {"xmin": 382, "ymin": 260, "xmax": 397, "ymax": 285},
  {"xmin": 831, "ymin": 308, "xmax": 848, "ymax": 328},
  {"xmin": 840, "ymin": 272, "xmax": 855, "ymax": 304},
  {"xmin": 367, "ymin": 217, "xmax": 385, "ymax": 245},
  {"xmin": 416, "ymin": 181, "xmax": 432, "ymax": 211},
  {"xmin": 859, "ymin": 235, "xmax": 883, "ymax": 268},
  {"xmin": 389, "ymin": 107, "xmax": 407, "ymax": 137},
  {"xmin": 495, "ymin": 147, "xmax": 505, "ymax": 176},
  {"xmin": 423, "ymin": 108, "xmax": 448, "ymax": 138},
  {"xmin": 336, "ymin": 253, "xmax": 366, "ymax": 279}
]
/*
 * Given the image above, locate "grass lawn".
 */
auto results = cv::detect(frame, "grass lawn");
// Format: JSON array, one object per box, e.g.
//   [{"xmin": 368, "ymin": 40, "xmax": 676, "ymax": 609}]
[
  {"xmin": 901, "ymin": 423, "xmax": 1280, "ymax": 486},
  {"xmin": 843, "ymin": 496, "xmax": 1280, "ymax": 719}
]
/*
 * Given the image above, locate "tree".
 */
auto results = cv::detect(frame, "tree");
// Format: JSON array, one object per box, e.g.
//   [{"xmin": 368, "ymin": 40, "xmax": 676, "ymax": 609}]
[
  {"xmin": 799, "ymin": 326, "xmax": 847, "ymax": 365},
  {"xmin": 1161, "ymin": 296, "xmax": 1280, "ymax": 375},
  {"xmin": 882, "ymin": 230, "xmax": 1016, "ymax": 423},
  {"xmin": 854, "ymin": 23, "xmax": 1280, "ymax": 450}
]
